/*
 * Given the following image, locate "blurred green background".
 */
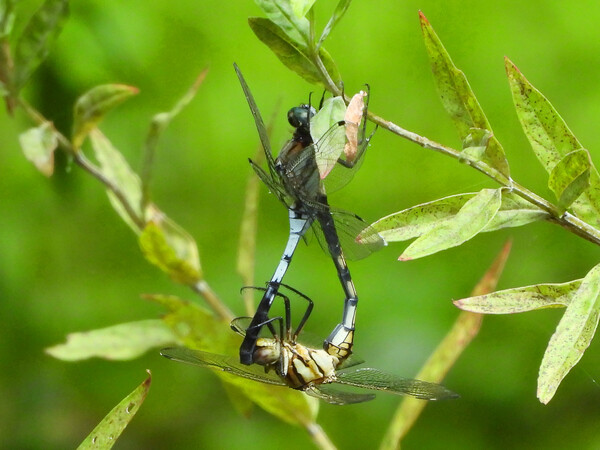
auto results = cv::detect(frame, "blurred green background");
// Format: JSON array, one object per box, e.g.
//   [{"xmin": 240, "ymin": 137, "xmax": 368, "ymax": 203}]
[{"xmin": 2, "ymin": 0, "xmax": 600, "ymax": 448}]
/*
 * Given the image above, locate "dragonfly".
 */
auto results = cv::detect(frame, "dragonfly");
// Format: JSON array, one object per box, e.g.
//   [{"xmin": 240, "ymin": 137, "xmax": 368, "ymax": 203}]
[
  {"xmin": 161, "ymin": 285, "xmax": 459, "ymax": 405},
  {"xmin": 234, "ymin": 64, "xmax": 386, "ymax": 365}
]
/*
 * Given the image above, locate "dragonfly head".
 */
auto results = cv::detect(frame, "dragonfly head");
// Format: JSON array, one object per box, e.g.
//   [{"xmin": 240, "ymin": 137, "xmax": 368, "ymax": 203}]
[
  {"xmin": 252, "ymin": 337, "xmax": 280, "ymax": 366},
  {"xmin": 287, "ymin": 105, "xmax": 316, "ymax": 132}
]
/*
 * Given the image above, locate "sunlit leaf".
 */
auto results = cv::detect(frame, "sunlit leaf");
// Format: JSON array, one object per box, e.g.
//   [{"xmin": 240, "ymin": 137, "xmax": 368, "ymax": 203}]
[
  {"xmin": 483, "ymin": 191, "xmax": 548, "ymax": 231},
  {"xmin": 538, "ymin": 263, "xmax": 600, "ymax": 404},
  {"xmin": 420, "ymin": 11, "xmax": 509, "ymax": 178},
  {"xmin": 90, "ymin": 129, "xmax": 143, "ymax": 231},
  {"xmin": 139, "ymin": 216, "xmax": 202, "ymax": 285},
  {"xmin": 18, "ymin": 121, "xmax": 57, "ymax": 176},
  {"xmin": 77, "ymin": 371, "xmax": 151, "ymax": 450},
  {"xmin": 548, "ymin": 149, "xmax": 590, "ymax": 211},
  {"xmin": 372, "ymin": 190, "xmax": 540, "ymax": 245},
  {"xmin": 506, "ymin": 57, "xmax": 600, "ymax": 227},
  {"xmin": 255, "ymin": 0, "xmax": 310, "ymax": 47},
  {"xmin": 13, "ymin": 0, "xmax": 69, "ymax": 91},
  {"xmin": 318, "ymin": 0, "xmax": 352, "ymax": 49},
  {"xmin": 454, "ymin": 279, "xmax": 580, "ymax": 314},
  {"xmin": 290, "ymin": 0, "xmax": 316, "ymax": 18},
  {"xmin": 382, "ymin": 241, "xmax": 512, "ymax": 449},
  {"xmin": 46, "ymin": 320, "xmax": 176, "ymax": 361},
  {"xmin": 0, "ymin": 1, "xmax": 17, "ymax": 38},
  {"xmin": 310, "ymin": 95, "xmax": 345, "ymax": 142},
  {"xmin": 461, "ymin": 127, "xmax": 491, "ymax": 161},
  {"xmin": 72, "ymin": 84, "xmax": 139, "ymax": 149},
  {"xmin": 400, "ymin": 188, "xmax": 502, "ymax": 260}
]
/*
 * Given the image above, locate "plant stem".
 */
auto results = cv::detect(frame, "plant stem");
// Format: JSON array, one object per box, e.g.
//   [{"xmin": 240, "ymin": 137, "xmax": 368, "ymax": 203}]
[{"xmin": 306, "ymin": 422, "xmax": 337, "ymax": 450}]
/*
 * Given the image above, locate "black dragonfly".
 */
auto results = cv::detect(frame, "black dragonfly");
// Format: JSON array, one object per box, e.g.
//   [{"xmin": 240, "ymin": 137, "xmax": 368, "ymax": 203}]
[
  {"xmin": 161, "ymin": 285, "xmax": 458, "ymax": 405},
  {"xmin": 234, "ymin": 64, "xmax": 385, "ymax": 365}
]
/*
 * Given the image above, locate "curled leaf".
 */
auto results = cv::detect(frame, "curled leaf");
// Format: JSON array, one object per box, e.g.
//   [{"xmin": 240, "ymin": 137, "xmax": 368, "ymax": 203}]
[
  {"xmin": 548, "ymin": 149, "xmax": 590, "ymax": 212},
  {"xmin": 18, "ymin": 122, "xmax": 57, "ymax": 176},
  {"xmin": 139, "ymin": 212, "xmax": 202, "ymax": 284},
  {"xmin": 72, "ymin": 84, "xmax": 139, "ymax": 149}
]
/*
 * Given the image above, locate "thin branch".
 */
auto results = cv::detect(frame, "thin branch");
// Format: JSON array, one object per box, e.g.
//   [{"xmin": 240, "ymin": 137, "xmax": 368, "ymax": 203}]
[{"xmin": 192, "ymin": 280, "xmax": 234, "ymax": 322}]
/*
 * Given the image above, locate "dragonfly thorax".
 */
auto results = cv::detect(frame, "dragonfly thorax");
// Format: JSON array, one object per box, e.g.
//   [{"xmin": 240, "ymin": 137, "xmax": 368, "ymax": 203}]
[
  {"xmin": 278, "ymin": 341, "xmax": 340, "ymax": 389},
  {"xmin": 252, "ymin": 337, "xmax": 280, "ymax": 366}
]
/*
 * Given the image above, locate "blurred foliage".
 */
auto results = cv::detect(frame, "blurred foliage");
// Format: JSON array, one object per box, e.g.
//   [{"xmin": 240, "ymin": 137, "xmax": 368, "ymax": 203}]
[{"xmin": 2, "ymin": 0, "xmax": 600, "ymax": 449}]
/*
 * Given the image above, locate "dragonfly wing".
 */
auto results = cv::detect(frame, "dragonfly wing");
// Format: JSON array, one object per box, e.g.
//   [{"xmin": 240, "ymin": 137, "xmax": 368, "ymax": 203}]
[
  {"xmin": 311, "ymin": 209, "xmax": 386, "ymax": 261},
  {"xmin": 249, "ymin": 158, "xmax": 291, "ymax": 208},
  {"xmin": 160, "ymin": 347, "xmax": 286, "ymax": 386},
  {"xmin": 234, "ymin": 64, "xmax": 277, "ymax": 172},
  {"xmin": 305, "ymin": 384, "xmax": 375, "ymax": 405},
  {"xmin": 336, "ymin": 367, "xmax": 459, "ymax": 400}
]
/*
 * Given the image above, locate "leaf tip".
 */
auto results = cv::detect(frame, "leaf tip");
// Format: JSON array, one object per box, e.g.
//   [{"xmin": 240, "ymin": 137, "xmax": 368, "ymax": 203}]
[{"xmin": 398, "ymin": 254, "xmax": 412, "ymax": 261}]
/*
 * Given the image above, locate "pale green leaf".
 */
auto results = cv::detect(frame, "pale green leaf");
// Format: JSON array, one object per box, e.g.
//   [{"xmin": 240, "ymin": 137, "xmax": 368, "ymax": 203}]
[
  {"xmin": 139, "ymin": 218, "xmax": 202, "ymax": 285},
  {"xmin": 90, "ymin": 129, "xmax": 143, "ymax": 230},
  {"xmin": 18, "ymin": 122, "xmax": 57, "ymax": 176},
  {"xmin": 506, "ymin": 57, "xmax": 600, "ymax": 227},
  {"xmin": 483, "ymin": 191, "xmax": 548, "ymax": 231},
  {"xmin": 372, "ymin": 190, "xmax": 542, "ymax": 244},
  {"xmin": 46, "ymin": 320, "xmax": 176, "ymax": 361},
  {"xmin": 77, "ymin": 371, "xmax": 151, "ymax": 450},
  {"xmin": 13, "ymin": 0, "xmax": 69, "ymax": 91},
  {"xmin": 72, "ymin": 84, "xmax": 139, "ymax": 149},
  {"xmin": 400, "ymin": 188, "xmax": 502, "ymax": 260},
  {"xmin": 454, "ymin": 279, "xmax": 581, "ymax": 314},
  {"xmin": 420, "ymin": 12, "xmax": 509, "ymax": 178},
  {"xmin": 548, "ymin": 149, "xmax": 590, "ymax": 211},
  {"xmin": 538, "ymin": 263, "xmax": 600, "ymax": 404},
  {"xmin": 461, "ymin": 128, "xmax": 491, "ymax": 161},
  {"xmin": 249, "ymin": 17, "xmax": 340, "ymax": 86},
  {"xmin": 255, "ymin": 0, "xmax": 310, "ymax": 47},
  {"xmin": 318, "ymin": 0, "xmax": 352, "ymax": 49}
]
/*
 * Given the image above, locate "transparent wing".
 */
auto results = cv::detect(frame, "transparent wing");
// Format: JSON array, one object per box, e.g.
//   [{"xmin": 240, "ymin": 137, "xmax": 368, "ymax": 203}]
[
  {"xmin": 305, "ymin": 384, "xmax": 376, "ymax": 405},
  {"xmin": 160, "ymin": 347, "xmax": 286, "ymax": 386},
  {"xmin": 311, "ymin": 209, "xmax": 386, "ymax": 261},
  {"xmin": 234, "ymin": 64, "xmax": 277, "ymax": 179},
  {"xmin": 335, "ymin": 367, "xmax": 459, "ymax": 401},
  {"xmin": 249, "ymin": 159, "xmax": 290, "ymax": 208}
]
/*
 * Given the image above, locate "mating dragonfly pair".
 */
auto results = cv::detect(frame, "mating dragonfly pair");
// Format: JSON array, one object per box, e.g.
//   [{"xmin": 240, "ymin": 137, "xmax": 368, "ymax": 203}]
[{"xmin": 160, "ymin": 64, "xmax": 457, "ymax": 404}]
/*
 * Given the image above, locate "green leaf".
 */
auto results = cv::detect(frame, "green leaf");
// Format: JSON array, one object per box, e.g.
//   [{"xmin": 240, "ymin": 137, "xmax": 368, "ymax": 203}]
[
  {"xmin": 291, "ymin": 0, "xmax": 316, "ymax": 18},
  {"xmin": 249, "ymin": 17, "xmax": 341, "ymax": 86},
  {"xmin": 538, "ymin": 263, "xmax": 600, "ymax": 404},
  {"xmin": 72, "ymin": 84, "xmax": 139, "ymax": 149},
  {"xmin": 454, "ymin": 279, "xmax": 581, "ymax": 314},
  {"xmin": 483, "ymin": 191, "xmax": 548, "ymax": 231},
  {"xmin": 13, "ymin": 0, "xmax": 69, "ymax": 91},
  {"xmin": 317, "ymin": 0, "xmax": 352, "ymax": 49},
  {"xmin": 90, "ymin": 129, "xmax": 144, "ymax": 231},
  {"xmin": 506, "ymin": 57, "xmax": 600, "ymax": 227},
  {"xmin": 18, "ymin": 122, "xmax": 58, "ymax": 176},
  {"xmin": 77, "ymin": 371, "xmax": 151, "ymax": 449},
  {"xmin": 371, "ymin": 190, "xmax": 544, "ymax": 243},
  {"xmin": 255, "ymin": 0, "xmax": 310, "ymax": 47},
  {"xmin": 419, "ymin": 12, "xmax": 509, "ymax": 178},
  {"xmin": 139, "ymin": 218, "xmax": 202, "ymax": 285},
  {"xmin": 0, "ymin": 1, "xmax": 17, "ymax": 38},
  {"xmin": 46, "ymin": 320, "xmax": 176, "ymax": 361},
  {"xmin": 400, "ymin": 188, "xmax": 502, "ymax": 260},
  {"xmin": 548, "ymin": 149, "xmax": 591, "ymax": 211}
]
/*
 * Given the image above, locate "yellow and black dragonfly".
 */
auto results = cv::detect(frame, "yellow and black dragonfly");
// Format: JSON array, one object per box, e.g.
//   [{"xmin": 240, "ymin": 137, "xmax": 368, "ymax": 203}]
[{"xmin": 161, "ymin": 286, "xmax": 457, "ymax": 405}]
